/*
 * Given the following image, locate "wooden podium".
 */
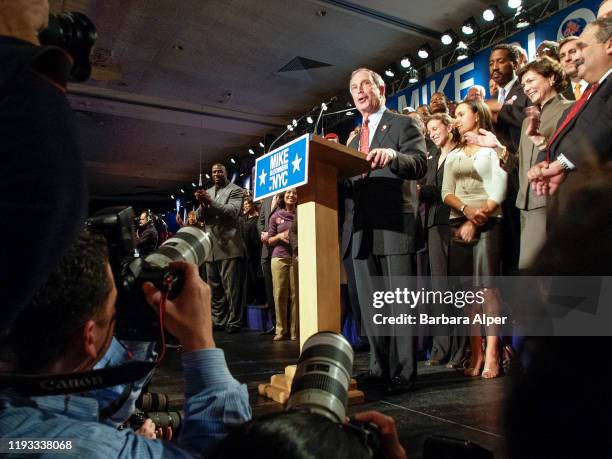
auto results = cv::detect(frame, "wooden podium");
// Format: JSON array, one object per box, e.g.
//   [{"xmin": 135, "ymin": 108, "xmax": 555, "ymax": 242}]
[{"xmin": 258, "ymin": 135, "xmax": 369, "ymax": 405}]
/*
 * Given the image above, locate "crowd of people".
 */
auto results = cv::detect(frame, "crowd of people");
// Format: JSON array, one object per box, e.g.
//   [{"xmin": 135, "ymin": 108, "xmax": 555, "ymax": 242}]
[{"xmin": 1, "ymin": 0, "xmax": 611, "ymax": 457}]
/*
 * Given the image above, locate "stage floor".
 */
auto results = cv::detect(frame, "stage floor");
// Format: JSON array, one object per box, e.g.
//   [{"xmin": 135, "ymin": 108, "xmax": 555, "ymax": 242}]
[{"xmin": 150, "ymin": 330, "xmax": 508, "ymax": 458}]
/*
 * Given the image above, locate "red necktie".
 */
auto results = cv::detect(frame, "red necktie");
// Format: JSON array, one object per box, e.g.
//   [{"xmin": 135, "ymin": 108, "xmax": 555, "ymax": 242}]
[
  {"xmin": 546, "ymin": 82, "xmax": 599, "ymax": 161},
  {"xmin": 359, "ymin": 117, "xmax": 370, "ymax": 154}
]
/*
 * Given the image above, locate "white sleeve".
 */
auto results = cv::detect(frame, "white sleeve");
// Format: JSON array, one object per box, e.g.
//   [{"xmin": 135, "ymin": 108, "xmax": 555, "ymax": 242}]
[
  {"xmin": 441, "ymin": 152, "xmax": 458, "ymax": 202},
  {"xmin": 475, "ymin": 148, "xmax": 507, "ymax": 205}
]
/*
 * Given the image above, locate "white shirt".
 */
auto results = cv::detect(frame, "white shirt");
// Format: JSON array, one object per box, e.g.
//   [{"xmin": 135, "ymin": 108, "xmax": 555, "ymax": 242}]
[
  {"xmin": 498, "ymin": 77, "xmax": 518, "ymax": 103},
  {"xmin": 364, "ymin": 103, "xmax": 387, "ymax": 148}
]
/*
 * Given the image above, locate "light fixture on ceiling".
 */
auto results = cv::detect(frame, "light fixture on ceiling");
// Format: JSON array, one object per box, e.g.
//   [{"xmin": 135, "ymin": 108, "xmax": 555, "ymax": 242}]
[
  {"xmin": 306, "ymin": 116, "xmax": 314, "ymax": 124},
  {"xmin": 508, "ymin": 0, "xmax": 521, "ymax": 9},
  {"xmin": 441, "ymin": 30, "xmax": 456, "ymax": 46},
  {"xmin": 259, "ymin": 141, "xmax": 265, "ymax": 148},
  {"xmin": 170, "ymin": 194, "xmax": 175, "ymax": 200},
  {"xmin": 191, "ymin": 182, "xmax": 196, "ymax": 187},
  {"xmin": 456, "ymin": 41, "xmax": 472, "ymax": 61},
  {"xmin": 482, "ymin": 5, "xmax": 501, "ymax": 22},
  {"xmin": 407, "ymin": 68, "xmax": 419, "ymax": 84},
  {"xmin": 417, "ymin": 44, "xmax": 432, "ymax": 59},
  {"xmin": 461, "ymin": 17, "xmax": 479, "ymax": 36},
  {"xmin": 384, "ymin": 66, "xmax": 395, "ymax": 78},
  {"xmin": 230, "ymin": 157, "xmax": 236, "ymax": 164},
  {"xmin": 180, "ymin": 188, "xmax": 185, "ymax": 193},
  {"xmin": 248, "ymin": 148, "xmax": 255, "ymax": 155},
  {"xmin": 205, "ymin": 173, "xmax": 211, "ymax": 179},
  {"xmin": 346, "ymin": 110, "xmax": 354, "ymax": 116},
  {"xmin": 514, "ymin": 7, "xmax": 531, "ymax": 28},
  {"xmin": 321, "ymin": 103, "xmax": 328, "ymax": 111},
  {"xmin": 292, "ymin": 119, "xmax": 298, "ymax": 127},
  {"xmin": 400, "ymin": 55, "xmax": 411, "ymax": 68}
]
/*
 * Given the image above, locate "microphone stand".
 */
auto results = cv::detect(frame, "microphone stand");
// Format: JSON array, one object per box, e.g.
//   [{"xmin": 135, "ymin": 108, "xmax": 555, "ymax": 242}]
[{"xmin": 313, "ymin": 103, "xmax": 327, "ymax": 136}]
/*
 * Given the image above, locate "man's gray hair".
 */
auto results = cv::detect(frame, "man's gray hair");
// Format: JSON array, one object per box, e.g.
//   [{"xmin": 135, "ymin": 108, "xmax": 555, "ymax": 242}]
[
  {"xmin": 349, "ymin": 68, "xmax": 386, "ymax": 104},
  {"xmin": 588, "ymin": 16, "xmax": 612, "ymax": 42}
]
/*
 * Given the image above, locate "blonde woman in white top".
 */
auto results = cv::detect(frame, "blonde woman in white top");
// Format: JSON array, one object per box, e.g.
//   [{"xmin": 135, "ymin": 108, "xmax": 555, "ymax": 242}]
[{"xmin": 441, "ymin": 100, "xmax": 508, "ymax": 379}]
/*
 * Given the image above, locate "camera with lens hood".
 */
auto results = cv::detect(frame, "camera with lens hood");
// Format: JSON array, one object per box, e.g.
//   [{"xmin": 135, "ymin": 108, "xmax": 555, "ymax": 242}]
[
  {"xmin": 287, "ymin": 332, "xmax": 384, "ymax": 458},
  {"xmin": 86, "ymin": 206, "xmax": 211, "ymax": 341},
  {"xmin": 38, "ymin": 12, "xmax": 97, "ymax": 82}
]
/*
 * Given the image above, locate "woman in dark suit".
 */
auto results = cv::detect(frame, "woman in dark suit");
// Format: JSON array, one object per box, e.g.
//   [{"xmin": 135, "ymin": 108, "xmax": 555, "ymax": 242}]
[{"xmin": 421, "ymin": 114, "xmax": 464, "ymax": 367}]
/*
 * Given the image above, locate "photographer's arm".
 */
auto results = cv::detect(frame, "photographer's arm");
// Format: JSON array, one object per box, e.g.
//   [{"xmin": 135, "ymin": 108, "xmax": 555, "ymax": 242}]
[
  {"xmin": 142, "ymin": 262, "xmax": 251, "ymax": 456},
  {"xmin": 0, "ymin": 0, "xmax": 49, "ymax": 45}
]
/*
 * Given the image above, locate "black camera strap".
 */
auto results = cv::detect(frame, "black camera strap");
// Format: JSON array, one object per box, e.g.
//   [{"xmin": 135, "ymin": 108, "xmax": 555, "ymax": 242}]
[{"xmin": 0, "ymin": 360, "xmax": 155, "ymax": 397}]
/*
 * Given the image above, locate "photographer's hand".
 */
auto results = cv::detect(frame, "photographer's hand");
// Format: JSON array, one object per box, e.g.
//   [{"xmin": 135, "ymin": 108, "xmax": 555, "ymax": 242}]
[
  {"xmin": 354, "ymin": 411, "xmax": 407, "ymax": 459},
  {"xmin": 135, "ymin": 418, "xmax": 157, "ymax": 440},
  {"xmin": 142, "ymin": 261, "xmax": 215, "ymax": 352},
  {"xmin": 0, "ymin": 0, "xmax": 49, "ymax": 45}
]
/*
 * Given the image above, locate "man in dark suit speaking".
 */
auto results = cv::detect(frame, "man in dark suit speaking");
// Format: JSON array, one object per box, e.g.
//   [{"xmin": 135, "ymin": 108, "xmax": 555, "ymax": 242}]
[{"xmin": 343, "ymin": 68, "xmax": 427, "ymax": 394}]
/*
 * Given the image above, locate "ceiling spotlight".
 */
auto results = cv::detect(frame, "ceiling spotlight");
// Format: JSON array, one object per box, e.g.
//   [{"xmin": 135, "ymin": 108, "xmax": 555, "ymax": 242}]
[
  {"xmin": 170, "ymin": 194, "xmax": 175, "ymax": 200},
  {"xmin": 258, "ymin": 141, "xmax": 265, "ymax": 148},
  {"xmin": 407, "ymin": 68, "xmax": 419, "ymax": 84},
  {"xmin": 205, "ymin": 173, "xmax": 211, "ymax": 179},
  {"xmin": 230, "ymin": 157, "xmax": 236, "ymax": 164},
  {"xmin": 417, "ymin": 44, "xmax": 432, "ymax": 59},
  {"xmin": 292, "ymin": 119, "xmax": 298, "ymax": 127},
  {"xmin": 384, "ymin": 67, "xmax": 395, "ymax": 78},
  {"xmin": 514, "ymin": 7, "xmax": 530, "ymax": 28},
  {"xmin": 248, "ymin": 148, "xmax": 255, "ymax": 155},
  {"xmin": 400, "ymin": 55, "xmax": 411, "ymax": 68},
  {"xmin": 508, "ymin": 0, "xmax": 521, "ymax": 9},
  {"xmin": 288, "ymin": 125, "xmax": 294, "ymax": 131},
  {"xmin": 306, "ymin": 116, "xmax": 314, "ymax": 124},
  {"xmin": 346, "ymin": 110, "xmax": 354, "ymax": 116},
  {"xmin": 483, "ymin": 5, "xmax": 501, "ymax": 22},
  {"xmin": 461, "ymin": 17, "xmax": 478, "ymax": 36},
  {"xmin": 321, "ymin": 103, "xmax": 328, "ymax": 111},
  {"xmin": 456, "ymin": 42, "xmax": 472, "ymax": 61},
  {"xmin": 191, "ymin": 182, "xmax": 196, "ymax": 187},
  {"xmin": 180, "ymin": 188, "xmax": 185, "ymax": 193},
  {"xmin": 441, "ymin": 30, "xmax": 456, "ymax": 46}
]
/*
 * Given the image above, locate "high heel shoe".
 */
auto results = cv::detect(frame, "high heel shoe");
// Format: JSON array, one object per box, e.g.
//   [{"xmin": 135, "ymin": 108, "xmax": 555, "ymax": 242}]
[
  {"xmin": 464, "ymin": 359, "xmax": 483, "ymax": 377},
  {"xmin": 481, "ymin": 360, "xmax": 501, "ymax": 379}
]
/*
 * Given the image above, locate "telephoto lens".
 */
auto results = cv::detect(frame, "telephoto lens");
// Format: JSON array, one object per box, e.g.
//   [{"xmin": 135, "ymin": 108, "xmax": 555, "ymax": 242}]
[
  {"xmin": 136, "ymin": 392, "xmax": 169, "ymax": 412},
  {"xmin": 144, "ymin": 225, "xmax": 212, "ymax": 269},
  {"xmin": 146, "ymin": 411, "xmax": 182, "ymax": 439},
  {"xmin": 286, "ymin": 332, "xmax": 354, "ymax": 423}
]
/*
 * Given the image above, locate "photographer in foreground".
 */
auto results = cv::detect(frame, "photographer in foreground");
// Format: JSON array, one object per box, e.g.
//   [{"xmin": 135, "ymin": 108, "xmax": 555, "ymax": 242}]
[
  {"xmin": 0, "ymin": 0, "xmax": 89, "ymax": 333},
  {"xmin": 0, "ymin": 231, "xmax": 251, "ymax": 458}
]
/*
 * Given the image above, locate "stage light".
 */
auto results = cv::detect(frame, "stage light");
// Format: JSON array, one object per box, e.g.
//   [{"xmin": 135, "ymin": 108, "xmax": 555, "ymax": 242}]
[
  {"xmin": 230, "ymin": 157, "xmax": 236, "ymax": 164},
  {"xmin": 205, "ymin": 173, "xmax": 210, "ymax": 179},
  {"xmin": 508, "ymin": 0, "xmax": 521, "ymax": 9},
  {"xmin": 259, "ymin": 141, "xmax": 265, "ymax": 148},
  {"xmin": 170, "ymin": 194, "xmax": 175, "ymax": 200},
  {"xmin": 248, "ymin": 148, "xmax": 255, "ymax": 155},
  {"xmin": 385, "ymin": 67, "xmax": 395, "ymax": 77},
  {"xmin": 514, "ymin": 7, "xmax": 530, "ymax": 28},
  {"xmin": 321, "ymin": 103, "xmax": 328, "ymax": 111},
  {"xmin": 461, "ymin": 17, "xmax": 478, "ymax": 36},
  {"xmin": 400, "ymin": 55, "xmax": 411, "ymax": 68},
  {"xmin": 456, "ymin": 41, "xmax": 472, "ymax": 61},
  {"xmin": 180, "ymin": 188, "xmax": 185, "ymax": 193},
  {"xmin": 191, "ymin": 182, "xmax": 196, "ymax": 187},
  {"xmin": 346, "ymin": 110, "xmax": 354, "ymax": 116},
  {"xmin": 441, "ymin": 30, "xmax": 455, "ymax": 46},
  {"xmin": 292, "ymin": 119, "xmax": 298, "ymax": 127},
  {"xmin": 417, "ymin": 44, "xmax": 432, "ymax": 59},
  {"xmin": 306, "ymin": 116, "xmax": 314, "ymax": 124},
  {"xmin": 288, "ymin": 125, "xmax": 294, "ymax": 131},
  {"xmin": 407, "ymin": 68, "xmax": 419, "ymax": 84},
  {"xmin": 483, "ymin": 5, "xmax": 501, "ymax": 22}
]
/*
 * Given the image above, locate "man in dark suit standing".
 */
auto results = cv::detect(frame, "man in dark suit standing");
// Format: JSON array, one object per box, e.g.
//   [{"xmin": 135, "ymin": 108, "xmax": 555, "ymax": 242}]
[
  {"xmin": 344, "ymin": 68, "xmax": 427, "ymax": 394},
  {"xmin": 196, "ymin": 163, "xmax": 245, "ymax": 333},
  {"xmin": 487, "ymin": 43, "xmax": 531, "ymax": 275},
  {"xmin": 528, "ymin": 17, "xmax": 612, "ymax": 200}
]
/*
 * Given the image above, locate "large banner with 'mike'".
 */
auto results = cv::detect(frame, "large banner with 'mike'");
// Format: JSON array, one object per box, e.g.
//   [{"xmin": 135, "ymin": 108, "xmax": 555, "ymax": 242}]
[{"xmin": 387, "ymin": 0, "xmax": 600, "ymax": 109}]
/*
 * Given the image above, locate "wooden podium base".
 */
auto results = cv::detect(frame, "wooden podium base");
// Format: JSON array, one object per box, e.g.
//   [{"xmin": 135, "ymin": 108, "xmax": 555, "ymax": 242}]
[{"xmin": 258, "ymin": 365, "xmax": 364, "ymax": 406}]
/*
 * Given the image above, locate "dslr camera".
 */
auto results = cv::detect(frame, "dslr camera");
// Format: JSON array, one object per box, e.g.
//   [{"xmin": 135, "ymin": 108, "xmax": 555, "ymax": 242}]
[{"xmin": 86, "ymin": 206, "xmax": 211, "ymax": 340}]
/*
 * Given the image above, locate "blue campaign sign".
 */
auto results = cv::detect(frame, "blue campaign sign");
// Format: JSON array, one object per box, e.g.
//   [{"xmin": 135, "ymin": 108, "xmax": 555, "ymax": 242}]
[{"xmin": 253, "ymin": 133, "xmax": 310, "ymax": 201}]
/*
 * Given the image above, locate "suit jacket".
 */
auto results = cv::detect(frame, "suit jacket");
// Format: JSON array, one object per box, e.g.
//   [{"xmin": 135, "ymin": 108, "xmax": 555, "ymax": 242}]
[
  {"xmin": 420, "ymin": 152, "xmax": 450, "ymax": 228},
  {"xmin": 494, "ymin": 80, "xmax": 531, "ymax": 154},
  {"xmin": 197, "ymin": 182, "xmax": 245, "ymax": 261},
  {"xmin": 257, "ymin": 195, "xmax": 277, "ymax": 260},
  {"xmin": 342, "ymin": 109, "xmax": 427, "ymax": 258},
  {"xmin": 513, "ymin": 94, "xmax": 574, "ymax": 211},
  {"xmin": 547, "ymin": 75, "xmax": 612, "ymax": 167}
]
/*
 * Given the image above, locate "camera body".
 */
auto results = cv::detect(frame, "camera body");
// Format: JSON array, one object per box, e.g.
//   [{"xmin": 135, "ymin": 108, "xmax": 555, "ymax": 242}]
[{"xmin": 86, "ymin": 206, "xmax": 211, "ymax": 340}]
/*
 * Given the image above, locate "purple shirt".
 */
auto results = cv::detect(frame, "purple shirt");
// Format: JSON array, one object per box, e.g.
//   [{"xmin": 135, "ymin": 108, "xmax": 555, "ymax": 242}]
[{"xmin": 268, "ymin": 209, "xmax": 295, "ymax": 258}]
